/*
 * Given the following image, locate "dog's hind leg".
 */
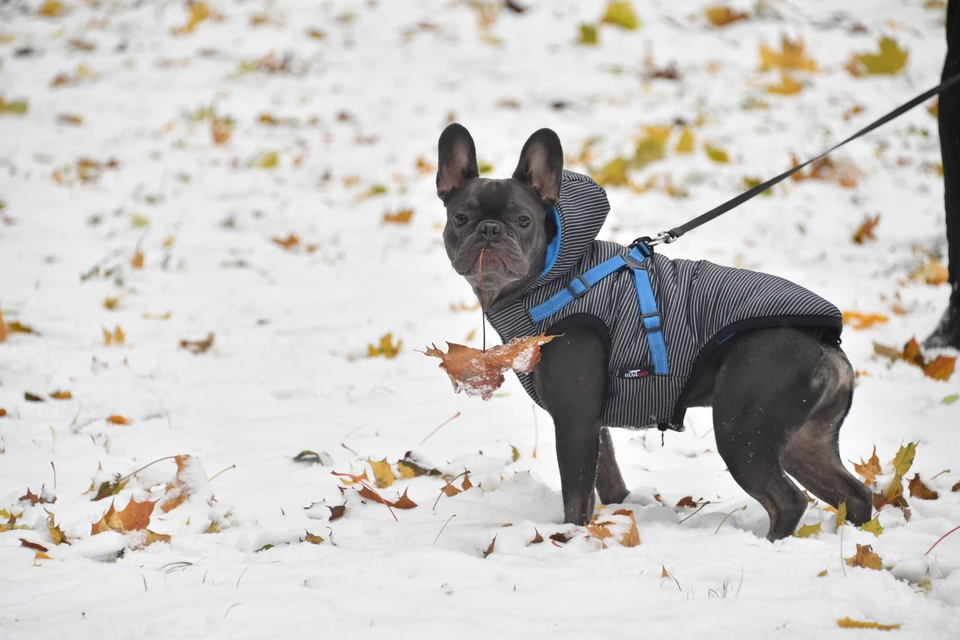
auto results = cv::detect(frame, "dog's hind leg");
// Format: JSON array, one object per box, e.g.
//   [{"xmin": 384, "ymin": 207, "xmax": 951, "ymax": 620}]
[
  {"xmin": 711, "ymin": 328, "xmax": 821, "ymax": 541},
  {"xmin": 780, "ymin": 345, "xmax": 873, "ymax": 525},
  {"xmin": 596, "ymin": 427, "xmax": 629, "ymax": 505}
]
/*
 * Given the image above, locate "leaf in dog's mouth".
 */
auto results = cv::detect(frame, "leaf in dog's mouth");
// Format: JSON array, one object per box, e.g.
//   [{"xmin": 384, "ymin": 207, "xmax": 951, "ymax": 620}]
[{"xmin": 425, "ymin": 335, "xmax": 556, "ymax": 400}]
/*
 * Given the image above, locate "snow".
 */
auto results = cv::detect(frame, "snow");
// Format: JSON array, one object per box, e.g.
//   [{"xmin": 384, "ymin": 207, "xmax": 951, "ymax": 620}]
[{"xmin": 1, "ymin": 0, "xmax": 959, "ymax": 638}]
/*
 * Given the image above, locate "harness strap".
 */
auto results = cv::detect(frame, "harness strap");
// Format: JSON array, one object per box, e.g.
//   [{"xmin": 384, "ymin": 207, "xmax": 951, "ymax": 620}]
[{"xmin": 527, "ymin": 244, "xmax": 669, "ymax": 375}]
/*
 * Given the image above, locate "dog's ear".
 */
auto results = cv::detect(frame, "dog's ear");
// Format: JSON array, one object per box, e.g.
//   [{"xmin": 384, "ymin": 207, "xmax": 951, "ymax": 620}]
[
  {"xmin": 436, "ymin": 123, "xmax": 479, "ymax": 201},
  {"xmin": 512, "ymin": 129, "xmax": 563, "ymax": 207}
]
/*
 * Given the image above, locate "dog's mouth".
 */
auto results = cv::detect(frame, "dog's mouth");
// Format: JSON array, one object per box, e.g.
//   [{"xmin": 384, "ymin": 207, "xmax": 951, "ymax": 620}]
[{"xmin": 455, "ymin": 240, "xmax": 526, "ymax": 279}]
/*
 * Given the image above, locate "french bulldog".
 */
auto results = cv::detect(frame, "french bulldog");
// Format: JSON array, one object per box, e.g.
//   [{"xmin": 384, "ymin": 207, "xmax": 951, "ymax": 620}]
[{"xmin": 436, "ymin": 123, "xmax": 872, "ymax": 541}]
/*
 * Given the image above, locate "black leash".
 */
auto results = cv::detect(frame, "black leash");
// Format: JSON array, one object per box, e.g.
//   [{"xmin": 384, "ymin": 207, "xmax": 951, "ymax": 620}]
[{"xmin": 634, "ymin": 72, "xmax": 960, "ymax": 248}]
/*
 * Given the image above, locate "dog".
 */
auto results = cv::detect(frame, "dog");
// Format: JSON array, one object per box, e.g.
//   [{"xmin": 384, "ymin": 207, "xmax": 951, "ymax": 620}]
[{"xmin": 436, "ymin": 123, "xmax": 873, "ymax": 541}]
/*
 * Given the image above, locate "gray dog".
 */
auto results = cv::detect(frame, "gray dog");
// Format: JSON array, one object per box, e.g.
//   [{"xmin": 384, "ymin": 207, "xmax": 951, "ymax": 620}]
[{"xmin": 436, "ymin": 123, "xmax": 872, "ymax": 541}]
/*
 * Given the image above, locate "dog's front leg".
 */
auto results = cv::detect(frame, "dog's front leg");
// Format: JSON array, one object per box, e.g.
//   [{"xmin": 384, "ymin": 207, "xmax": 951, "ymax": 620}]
[{"xmin": 533, "ymin": 324, "xmax": 607, "ymax": 525}]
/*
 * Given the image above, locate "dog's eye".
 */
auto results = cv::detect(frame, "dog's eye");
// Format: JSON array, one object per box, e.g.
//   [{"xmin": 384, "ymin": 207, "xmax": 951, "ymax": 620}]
[
  {"xmin": 517, "ymin": 215, "xmax": 531, "ymax": 228},
  {"xmin": 454, "ymin": 214, "xmax": 468, "ymax": 226}
]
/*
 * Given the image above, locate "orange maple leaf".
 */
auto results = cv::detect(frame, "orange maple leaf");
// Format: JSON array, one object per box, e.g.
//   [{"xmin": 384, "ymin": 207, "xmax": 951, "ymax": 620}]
[
  {"xmin": 425, "ymin": 334, "xmax": 556, "ymax": 400},
  {"xmin": 851, "ymin": 446, "xmax": 881, "ymax": 486},
  {"xmin": 91, "ymin": 497, "xmax": 156, "ymax": 535}
]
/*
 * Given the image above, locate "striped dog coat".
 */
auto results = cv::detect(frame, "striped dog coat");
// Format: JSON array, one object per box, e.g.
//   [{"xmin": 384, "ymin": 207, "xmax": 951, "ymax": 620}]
[{"xmin": 485, "ymin": 171, "xmax": 843, "ymax": 431}]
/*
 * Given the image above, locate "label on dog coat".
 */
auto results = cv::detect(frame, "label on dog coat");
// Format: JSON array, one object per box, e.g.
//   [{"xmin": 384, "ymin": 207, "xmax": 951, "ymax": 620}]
[{"xmin": 618, "ymin": 366, "xmax": 654, "ymax": 379}]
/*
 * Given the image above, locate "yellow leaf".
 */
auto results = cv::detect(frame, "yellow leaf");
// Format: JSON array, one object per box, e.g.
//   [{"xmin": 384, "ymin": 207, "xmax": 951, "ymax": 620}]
[
  {"xmin": 892, "ymin": 442, "xmax": 917, "ymax": 477},
  {"xmin": 794, "ymin": 522, "xmax": 821, "ymax": 538},
  {"xmin": 860, "ymin": 516, "xmax": 884, "ymax": 537},
  {"xmin": 382, "ymin": 209, "xmax": 413, "ymax": 224},
  {"xmin": 255, "ymin": 151, "xmax": 279, "ymax": 169},
  {"xmin": 633, "ymin": 126, "xmax": 670, "ymax": 168},
  {"xmin": 49, "ymin": 390, "xmax": 72, "ymax": 400},
  {"xmin": 511, "ymin": 445, "xmax": 520, "ymax": 462},
  {"xmin": 601, "ymin": 2, "xmax": 641, "ymax": 30},
  {"xmin": 368, "ymin": 459, "xmax": 395, "ymax": 489},
  {"xmin": 845, "ymin": 543, "xmax": 883, "ymax": 570},
  {"xmin": 367, "ymin": 333, "xmax": 402, "ymax": 359},
  {"xmin": 37, "ymin": 1, "xmax": 64, "ymax": 17},
  {"xmin": 675, "ymin": 128, "xmax": 695, "ymax": 153},
  {"xmin": 704, "ymin": 6, "xmax": 749, "ymax": 27},
  {"xmin": 842, "ymin": 311, "xmax": 889, "ymax": 330},
  {"xmin": 852, "ymin": 446, "xmax": 882, "ymax": 486},
  {"xmin": 847, "ymin": 37, "xmax": 908, "ymax": 76},
  {"xmin": 765, "ymin": 71, "xmax": 803, "ymax": 95},
  {"xmin": 171, "ymin": 2, "xmax": 211, "ymax": 35},
  {"xmin": 34, "ymin": 551, "xmax": 52, "ymax": 562},
  {"xmin": 46, "ymin": 511, "xmax": 69, "ymax": 545},
  {"xmin": 836, "ymin": 618, "xmax": 901, "ymax": 631},
  {"xmin": 305, "ymin": 532, "xmax": 324, "ymax": 544},
  {"xmin": 817, "ymin": 569, "xmax": 828, "ymax": 577},
  {"xmin": 705, "ymin": 143, "xmax": 729, "ymax": 163},
  {"xmin": 592, "ymin": 157, "xmax": 631, "ymax": 187},
  {"xmin": 577, "ymin": 23, "xmax": 599, "ymax": 45},
  {"xmin": 759, "ymin": 36, "xmax": 817, "ymax": 72},
  {"xmin": 131, "ymin": 244, "xmax": 144, "ymax": 269},
  {"xmin": 912, "ymin": 259, "xmax": 950, "ymax": 285}
]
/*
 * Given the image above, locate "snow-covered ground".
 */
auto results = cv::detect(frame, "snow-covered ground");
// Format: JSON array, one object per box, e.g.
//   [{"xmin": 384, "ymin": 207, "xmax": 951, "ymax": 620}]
[{"xmin": 2, "ymin": 0, "xmax": 959, "ymax": 637}]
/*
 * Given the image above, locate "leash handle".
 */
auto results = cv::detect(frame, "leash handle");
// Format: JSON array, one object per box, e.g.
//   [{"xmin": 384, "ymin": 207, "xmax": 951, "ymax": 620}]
[{"xmin": 637, "ymin": 72, "xmax": 960, "ymax": 247}]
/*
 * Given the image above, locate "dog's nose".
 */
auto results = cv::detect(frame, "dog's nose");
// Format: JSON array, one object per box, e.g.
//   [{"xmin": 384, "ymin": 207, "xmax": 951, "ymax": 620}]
[{"xmin": 477, "ymin": 220, "xmax": 502, "ymax": 239}]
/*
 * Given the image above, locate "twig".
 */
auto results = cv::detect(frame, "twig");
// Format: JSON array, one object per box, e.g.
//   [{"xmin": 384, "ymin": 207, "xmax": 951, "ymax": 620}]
[
  {"xmin": 224, "ymin": 603, "xmax": 241, "ymax": 619},
  {"xmin": 840, "ymin": 515, "xmax": 847, "ymax": 578},
  {"xmin": 209, "ymin": 464, "xmax": 236, "ymax": 482},
  {"xmin": 357, "ymin": 479, "xmax": 398, "ymax": 521},
  {"xmin": 700, "ymin": 427, "xmax": 715, "ymax": 441},
  {"xmin": 930, "ymin": 469, "xmax": 951, "ymax": 482},
  {"xmin": 678, "ymin": 501, "xmax": 711, "ymax": 524},
  {"xmin": 50, "ymin": 461, "xmax": 57, "ymax": 490},
  {"xmin": 662, "ymin": 566, "xmax": 682, "ymax": 592},
  {"xmin": 735, "ymin": 566, "xmax": 744, "ymax": 598},
  {"xmin": 141, "ymin": 575, "xmax": 147, "ymax": 592},
  {"xmin": 432, "ymin": 514, "xmax": 457, "ymax": 545},
  {"xmin": 420, "ymin": 412, "xmax": 461, "ymax": 445},
  {"xmin": 118, "ymin": 455, "xmax": 179, "ymax": 484},
  {"xmin": 341, "ymin": 442, "xmax": 358, "ymax": 456},
  {"xmin": 714, "ymin": 505, "xmax": 746, "ymax": 535},
  {"xmin": 236, "ymin": 567, "xmax": 247, "ymax": 589},
  {"xmin": 925, "ymin": 524, "xmax": 960, "ymax": 556}
]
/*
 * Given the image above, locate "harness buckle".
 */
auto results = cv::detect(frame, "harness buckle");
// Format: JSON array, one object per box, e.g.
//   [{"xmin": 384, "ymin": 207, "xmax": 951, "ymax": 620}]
[
  {"xmin": 641, "ymin": 312, "xmax": 662, "ymax": 333},
  {"xmin": 565, "ymin": 275, "xmax": 591, "ymax": 299},
  {"xmin": 622, "ymin": 252, "xmax": 646, "ymax": 270}
]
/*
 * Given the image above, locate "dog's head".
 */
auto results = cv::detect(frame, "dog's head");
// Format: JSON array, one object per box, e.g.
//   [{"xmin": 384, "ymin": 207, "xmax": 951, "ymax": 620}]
[{"xmin": 436, "ymin": 124, "xmax": 563, "ymax": 312}]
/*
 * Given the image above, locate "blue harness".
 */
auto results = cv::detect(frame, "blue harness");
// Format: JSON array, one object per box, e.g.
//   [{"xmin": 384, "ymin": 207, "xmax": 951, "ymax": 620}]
[{"xmin": 527, "ymin": 243, "xmax": 670, "ymax": 375}]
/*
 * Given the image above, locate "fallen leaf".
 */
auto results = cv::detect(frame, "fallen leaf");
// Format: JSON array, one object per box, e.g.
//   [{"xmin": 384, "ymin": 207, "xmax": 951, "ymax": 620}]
[
  {"xmin": 892, "ymin": 442, "xmax": 917, "ymax": 477},
  {"xmin": 140, "ymin": 530, "xmax": 171, "ymax": 547},
  {"xmin": 56, "ymin": 113, "xmax": 83, "ymax": 126},
  {"xmin": 19, "ymin": 488, "xmax": 54, "ymax": 505},
  {"xmin": 24, "ymin": 392, "xmax": 44, "ymax": 402},
  {"xmin": 551, "ymin": 532, "xmax": 572, "ymax": 544},
  {"xmin": 440, "ymin": 484, "xmax": 461, "ymax": 498},
  {"xmin": 50, "ymin": 390, "xmax": 72, "ymax": 400},
  {"xmin": 675, "ymin": 128, "xmax": 695, "ymax": 153},
  {"xmin": 860, "ymin": 516, "xmax": 884, "ymax": 537},
  {"xmin": 107, "ymin": 415, "xmax": 132, "ymax": 425},
  {"xmin": 179, "ymin": 332, "xmax": 215, "ymax": 354},
  {"xmin": 254, "ymin": 151, "xmax": 279, "ymax": 169},
  {"xmin": 0, "ymin": 98, "xmax": 29, "ymax": 115},
  {"xmin": 704, "ymin": 143, "xmax": 729, "ymax": 163},
  {"xmin": 943, "ymin": 394, "xmax": 959, "ymax": 405},
  {"xmin": 794, "ymin": 522, "xmax": 822, "ymax": 538},
  {"xmin": 601, "ymin": 2, "xmax": 640, "ymax": 30},
  {"xmin": 704, "ymin": 6, "xmax": 749, "ymax": 27},
  {"xmin": 852, "ymin": 446, "xmax": 882, "ymax": 486},
  {"xmin": 531, "ymin": 529, "xmax": 544, "ymax": 544},
  {"xmin": 511, "ymin": 445, "xmax": 520, "ymax": 462},
  {"xmin": 37, "ymin": 1, "xmax": 64, "ymax": 17},
  {"xmin": 759, "ymin": 36, "xmax": 817, "ymax": 72},
  {"xmin": 676, "ymin": 496, "xmax": 696, "ymax": 508},
  {"xmin": 577, "ymin": 23, "xmax": 599, "ymax": 45},
  {"xmin": 592, "ymin": 156, "xmax": 630, "ymax": 187},
  {"xmin": 211, "ymin": 115, "xmax": 234, "ymax": 145},
  {"xmin": 923, "ymin": 355, "xmax": 956, "ymax": 381},
  {"xmin": 586, "ymin": 509, "xmax": 640, "ymax": 547},
  {"xmin": 847, "ymin": 37, "xmax": 908, "ymax": 76},
  {"xmin": 836, "ymin": 618, "xmax": 901, "ymax": 631},
  {"xmin": 328, "ymin": 505, "xmax": 346, "ymax": 521},
  {"xmin": 852, "ymin": 215, "xmax": 881, "ymax": 244},
  {"xmin": 912, "ymin": 259, "xmax": 949, "ymax": 285},
  {"xmin": 292, "ymin": 450, "xmax": 330, "ymax": 465},
  {"xmin": 425, "ymin": 334, "xmax": 556, "ymax": 400},
  {"xmin": 272, "ymin": 233, "xmax": 300, "ymax": 251},
  {"xmin": 908, "ymin": 474, "xmax": 939, "ymax": 500},
  {"xmin": 368, "ymin": 333, "xmax": 402, "ymax": 359},
  {"xmin": 765, "ymin": 71, "xmax": 803, "ymax": 95},
  {"xmin": 46, "ymin": 510, "xmax": 69, "ymax": 545},
  {"xmin": 817, "ymin": 569, "xmax": 828, "ymax": 577},
  {"xmin": 304, "ymin": 532, "xmax": 325, "ymax": 545},
  {"xmin": 482, "ymin": 534, "xmax": 497, "ymax": 557},
  {"xmin": 843, "ymin": 311, "xmax": 889, "ymax": 330},
  {"xmin": 91, "ymin": 497, "xmax": 157, "ymax": 535},
  {"xmin": 0, "ymin": 409, "xmax": 6, "ymax": 417},
  {"xmin": 131, "ymin": 244, "xmax": 144, "ymax": 269},
  {"xmin": 34, "ymin": 551, "xmax": 52, "ymax": 563},
  {"xmin": 390, "ymin": 488, "xmax": 418, "ymax": 509},
  {"xmin": 382, "ymin": 209, "xmax": 413, "ymax": 224},
  {"xmin": 368, "ymin": 459, "xmax": 395, "ymax": 489},
  {"xmin": 20, "ymin": 538, "xmax": 49, "ymax": 552},
  {"xmin": 171, "ymin": 2, "xmax": 211, "ymax": 35},
  {"xmin": 102, "ymin": 325, "xmax": 125, "ymax": 346},
  {"xmin": 953, "ymin": 481, "xmax": 960, "ymax": 492},
  {"xmin": 845, "ymin": 543, "xmax": 883, "ymax": 570}
]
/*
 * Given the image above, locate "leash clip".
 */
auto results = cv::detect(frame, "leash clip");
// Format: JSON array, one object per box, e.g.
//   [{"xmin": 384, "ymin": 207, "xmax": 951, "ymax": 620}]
[{"xmin": 630, "ymin": 231, "xmax": 676, "ymax": 249}]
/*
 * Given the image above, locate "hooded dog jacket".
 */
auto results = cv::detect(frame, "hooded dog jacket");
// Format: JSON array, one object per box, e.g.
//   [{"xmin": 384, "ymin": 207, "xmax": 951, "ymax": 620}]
[{"xmin": 485, "ymin": 171, "xmax": 843, "ymax": 431}]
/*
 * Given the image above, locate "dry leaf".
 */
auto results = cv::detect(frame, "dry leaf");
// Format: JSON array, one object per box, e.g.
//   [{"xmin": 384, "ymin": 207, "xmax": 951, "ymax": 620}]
[
  {"xmin": 20, "ymin": 538, "xmax": 49, "ymax": 552},
  {"xmin": 102, "ymin": 325, "xmax": 125, "ymax": 345},
  {"xmin": 131, "ymin": 244, "xmax": 144, "ymax": 269},
  {"xmin": 425, "ymin": 334, "xmax": 556, "ymax": 400},
  {"xmin": 923, "ymin": 355, "xmax": 956, "ymax": 381},
  {"xmin": 50, "ymin": 390, "xmax": 72, "ymax": 400},
  {"xmin": 327, "ymin": 505, "xmax": 346, "ymax": 521},
  {"xmin": 675, "ymin": 496, "xmax": 696, "ymax": 508},
  {"xmin": 304, "ymin": 531, "xmax": 325, "ymax": 545},
  {"xmin": 368, "ymin": 333, "xmax": 402, "ymax": 359},
  {"xmin": 37, "ymin": 1, "xmax": 64, "ymax": 17},
  {"xmin": 675, "ymin": 128, "xmax": 695, "ymax": 153},
  {"xmin": 390, "ymin": 488, "xmax": 418, "ymax": 509},
  {"xmin": 759, "ymin": 36, "xmax": 817, "ymax": 72},
  {"xmin": 852, "ymin": 215, "xmax": 881, "ymax": 244},
  {"xmin": 368, "ymin": 459, "xmax": 395, "ymax": 489},
  {"xmin": 382, "ymin": 209, "xmax": 413, "ymax": 224},
  {"xmin": 765, "ymin": 71, "xmax": 803, "ymax": 95},
  {"xmin": 91, "ymin": 498, "xmax": 157, "ymax": 535},
  {"xmin": 482, "ymin": 534, "xmax": 497, "ymax": 557},
  {"xmin": 180, "ymin": 332, "xmax": 215, "ymax": 354},
  {"xmin": 46, "ymin": 510, "xmax": 69, "ymax": 545},
  {"xmin": 892, "ymin": 442, "xmax": 917, "ymax": 477},
  {"xmin": 159, "ymin": 455, "xmax": 194, "ymax": 513},
  {"xmin": 847, "ymin": 37, "xmax": 908, "ymax": 76},
  {"xmin": 704, "ymin": 143, "xmax": 729, "ymax": 163},
  {"xmin": 107, "ymin": 415, "xmax": 132, "ymax": 425},
  {"xmin": 586, "ymin": 509, "xmax": 640, "ymax": 547},
  {"xmin": 577, "ymin": 23, "xmax": 599, "ymax": 45},
  {"xmin": 842, "ymin": 311, "xmax": 889, "ymax": 330},
  {"xmin": 704, "ymin": 6, "xmax": 749, "ymax": 27},
  {"xmin": 912, "ymin": 259, "xmax": 950, "ymax": 285},
  {"xmin": 908, "ymin": 474, "xmax": 938, "ymax": 500},
  {"xmin": 531, "ymin": 529, "xmax": 544, "ymax": 544},
  {"xmin": 794, "ymin": 522, "xmax": 822, "ymax": 538},
  {"xmin": 836, "ymin": 618, "xmax": 901, "ymax": 631},
  {"xmin": 57, "ymin": 113, "xmax": 83, "ymax": 126},
  {"xmin": 852, "ymin": 446, "xmax": 882, "ymax": 486},
  {"xmin": 171, "ymin": 2, "xmax": 211, "ymax": 35},
  {"xmin": 860, "ymin": 516, "xmax": 884, "ymax": 537},
  {"xmin": 273, "ymin": 234, "xmax": 300, "ymax": 250},
  {"xmin": 845, "ymin": 543, "xmax": 883, "ymax": 570}
]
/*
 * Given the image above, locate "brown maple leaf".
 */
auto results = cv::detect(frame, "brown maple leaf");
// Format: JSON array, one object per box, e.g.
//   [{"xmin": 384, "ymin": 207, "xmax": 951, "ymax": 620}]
[
  {"xmin": 91, "ymin": 497, "xmax": 156, "ymax": 535},
  {"xmin": 845, "ymin": 543, "xmax": 883, "ymax": 570},
  {"xmin": 852, "ymin": 446, "xmax": 882, "ymax": 486},
  {"xmin": 908, "ymin": 474, "xmax": 939, "ymax": 500},
  {"xmin": 425, "ymin": 334, "xmax": 556, "ymax": 400}
]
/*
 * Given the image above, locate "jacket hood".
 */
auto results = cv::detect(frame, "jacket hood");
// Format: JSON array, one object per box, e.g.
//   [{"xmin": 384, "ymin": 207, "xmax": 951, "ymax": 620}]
[{"xmin": 529, "ymin": 170, "xmax": 610, "ymax": 290}]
